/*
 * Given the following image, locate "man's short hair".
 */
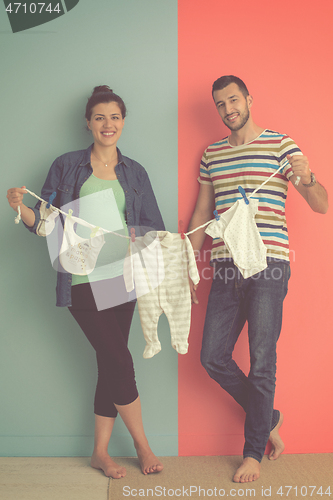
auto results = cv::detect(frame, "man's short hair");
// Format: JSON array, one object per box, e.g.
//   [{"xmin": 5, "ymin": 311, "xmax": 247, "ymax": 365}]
[{"xmin": 212, "ymin": 75, "xmax": 249, "ymax": 98}]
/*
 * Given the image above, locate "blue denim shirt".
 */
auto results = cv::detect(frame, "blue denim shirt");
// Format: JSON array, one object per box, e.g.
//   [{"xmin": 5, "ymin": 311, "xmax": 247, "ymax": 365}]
[{"xmin": 25, "ymin": 144, "xmax": 165, "ymax": 307}]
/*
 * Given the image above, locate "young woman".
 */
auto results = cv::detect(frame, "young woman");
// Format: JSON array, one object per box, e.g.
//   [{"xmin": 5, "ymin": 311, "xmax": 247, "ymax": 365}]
[{"xmin": 7, "ymin": 86, "xmax": 165, "ymax": 479}]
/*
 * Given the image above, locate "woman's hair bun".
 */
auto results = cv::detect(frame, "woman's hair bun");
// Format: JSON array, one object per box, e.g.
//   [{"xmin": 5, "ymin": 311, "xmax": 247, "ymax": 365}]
[
  {"xmin": 92, "ymin": 85, "xmax": 113, "ymax": 95},
  {"xmin": 85, "ymin": 85, "xmax": 127, "ymax": 120}
]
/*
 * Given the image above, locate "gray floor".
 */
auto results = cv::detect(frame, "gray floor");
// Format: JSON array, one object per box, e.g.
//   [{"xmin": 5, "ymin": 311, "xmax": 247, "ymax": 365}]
[
  {"xmin": 1, "ymin": 454, "xmax": 332, "ymax": 500},
  {"xmin": 0, "ymin": 457, "xmax": 109, "ymax": 500}
]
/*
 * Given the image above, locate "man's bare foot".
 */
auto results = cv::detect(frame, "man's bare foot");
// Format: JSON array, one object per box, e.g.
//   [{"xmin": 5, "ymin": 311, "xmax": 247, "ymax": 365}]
[
  {"xmin": 268, "ymin": 412, "xmax": 285, "ymax": 460},
  {"xmin": 136, "ymin": 445, "xmax": 164, "ymax": 475},
  {"xmin": 91, "ymin": 452, "xmax": 126, "ymax": 479},
  {"xmin": 233, "ymin": 457, "xmax": 261, "ymax": 483}
]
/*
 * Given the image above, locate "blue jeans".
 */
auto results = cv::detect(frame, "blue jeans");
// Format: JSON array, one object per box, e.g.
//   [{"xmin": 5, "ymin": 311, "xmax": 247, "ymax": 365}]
[{"xmin": 200, "ymin": 261, "xmax": 290, "ymax": 462}]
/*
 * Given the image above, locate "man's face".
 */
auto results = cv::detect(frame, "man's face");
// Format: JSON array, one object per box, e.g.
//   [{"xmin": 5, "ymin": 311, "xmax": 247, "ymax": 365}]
[{"xmin": 213, "ymin": 83, "xmax": 252, "ymax": 132}]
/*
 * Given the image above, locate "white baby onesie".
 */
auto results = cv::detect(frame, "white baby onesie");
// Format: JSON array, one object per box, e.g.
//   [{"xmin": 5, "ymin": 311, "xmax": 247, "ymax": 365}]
[
  {"xmin": 203, "ymin": 160, "xmax": 295, "ymax": 278},
  {"xmin": 59, "ymin": 213, "xmax": 105, "ymax": 275},
  {"xmin": 205, "ymin": 198, "xmax": 267, "ymax": 279},
  {"xmin": 124, "ymin": 231, "xmax": 200, "ymax": 358},
  {"xmin": 36, "ymin": 201, "xmax": 60, "ymax": 237},
  {"xmin": 123, "ymin": 231, "xmax": 164, "ymax": 299}
]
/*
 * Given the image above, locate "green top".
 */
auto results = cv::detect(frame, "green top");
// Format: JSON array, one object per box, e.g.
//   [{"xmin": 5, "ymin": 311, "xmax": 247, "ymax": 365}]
[{"xmin": 71, "ymin": 175, "xmax": 129, "ymax": 286}]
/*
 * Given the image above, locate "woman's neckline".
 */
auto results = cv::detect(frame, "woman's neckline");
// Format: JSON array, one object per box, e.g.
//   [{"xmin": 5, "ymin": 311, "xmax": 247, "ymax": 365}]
[{"xmin": 91, "ymin": 173, "xmax": 119, "ymax": 181}]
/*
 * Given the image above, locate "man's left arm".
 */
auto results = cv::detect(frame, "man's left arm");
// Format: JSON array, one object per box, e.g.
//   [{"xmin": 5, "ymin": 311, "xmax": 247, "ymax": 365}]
[{"xmin": 287, "ymin": 154, "xmax": 328, "ymax": 214}]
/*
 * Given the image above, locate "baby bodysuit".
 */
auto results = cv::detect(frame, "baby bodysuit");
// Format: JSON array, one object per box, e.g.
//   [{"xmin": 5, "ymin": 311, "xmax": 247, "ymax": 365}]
[
  {"xmin": 124, "ymin": 231, "xmax": 200, "ymax": 358},
  {"xmin": 205, "ymin": 198, "xmax": 267, "ymax": 279}
]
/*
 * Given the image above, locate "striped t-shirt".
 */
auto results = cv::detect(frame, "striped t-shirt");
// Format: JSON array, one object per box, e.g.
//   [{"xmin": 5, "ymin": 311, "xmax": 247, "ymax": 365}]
[{"xmin": 199, "ymin": 129, "xmax": 302, "ymax": 263}]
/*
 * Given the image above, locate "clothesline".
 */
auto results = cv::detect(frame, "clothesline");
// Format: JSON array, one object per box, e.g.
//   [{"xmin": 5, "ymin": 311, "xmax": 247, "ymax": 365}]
[
  {"xmin": 14, "ymin": 188, "xmax": 216, "ymax": 238},
  {"xmin": 14, "ymin": 161, "xmax": 295, "ymax": 238},
  {"xmin": 187, "ymin": 159, "xmax": 292, "ymax": 234},
  {"xmin": 15, "ymin": 189, "xmax": 133, "ymax": 239}
]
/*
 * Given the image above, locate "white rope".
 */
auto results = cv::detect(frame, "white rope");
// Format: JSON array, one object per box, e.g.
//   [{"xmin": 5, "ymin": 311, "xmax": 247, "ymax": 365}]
[
  {"xmin": 17, "ymin": 162, "xmax": 297, "ymax": 238},
  {"xmin": 23, "ymin": 189, "xmax": 131, "ymax": 239},
  {"xmin": 248, "ymin": 162, "xmax": 286, "ymax": 199},
  {"xmin": 14, "ymin": 205, "xmax": 21, "ymax": 224},
  {"xmin": 25, "ymin": 189, "xmax": 66, "ymax": 215},
  {"xmin": 248, "ymin": 160, "xmax": 300, "ymax": 198},
  {"xmin": 184, "ymin": 218, "xmax": 215, "ymax": 236},
  {"xmin": 186, "ymin": 159, "xmax": 295, "ymax": 234},
  {"xmin": 21, "ymin": 187, "xmax": 212, "ymax": 238}
]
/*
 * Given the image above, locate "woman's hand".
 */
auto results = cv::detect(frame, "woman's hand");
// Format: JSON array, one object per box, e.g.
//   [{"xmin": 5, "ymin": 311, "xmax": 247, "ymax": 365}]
[
  {"xmin": 7, "ymin": 186, "xmax": 27, "ymax": 212},
  {"xmin": 7, "ymin": 186, "xmax": 35, "ymax": 227}
]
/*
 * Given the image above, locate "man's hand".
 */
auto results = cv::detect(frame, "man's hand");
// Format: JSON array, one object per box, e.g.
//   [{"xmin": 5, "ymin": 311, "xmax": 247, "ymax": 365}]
[
  {"xmin": 190, "ymin": 278, "xmax": 199, "ymax": 305},
  {"xmin": 287, "ymin": 154, "xmax": 328, "ymax": 214},
  {"xmin": 287, "ymin": 154, "xmax": 311, "ymax": 184}
]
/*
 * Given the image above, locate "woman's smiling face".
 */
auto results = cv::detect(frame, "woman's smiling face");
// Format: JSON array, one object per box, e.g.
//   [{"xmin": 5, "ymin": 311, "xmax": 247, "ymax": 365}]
[{"xmin": 87, "ymin": 101, "xmax": 125, "ymax": 148}]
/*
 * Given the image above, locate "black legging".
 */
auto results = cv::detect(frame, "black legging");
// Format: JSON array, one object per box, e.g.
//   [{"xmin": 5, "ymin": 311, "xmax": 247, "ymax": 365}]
[{"xmin": 69, "ymin": 280, "xmax": 138, "ymax": 418}]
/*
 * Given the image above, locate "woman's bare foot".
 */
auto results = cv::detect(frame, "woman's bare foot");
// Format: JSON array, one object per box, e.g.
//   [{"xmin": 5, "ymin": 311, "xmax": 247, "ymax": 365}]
[
  {"xmin": 136, "ymin": 444, "xmax": 164, "ymax": 475},
  {"xmin": 91, "ymin": 452, "xmax": 127, "ymax": 479},
  {"xmin": 268, "ymin": 412, "xmax": 285, "ymax": 460},
  {"xmin": 233, "ymin": 457, "xmax": 261, "ymax": 483}
]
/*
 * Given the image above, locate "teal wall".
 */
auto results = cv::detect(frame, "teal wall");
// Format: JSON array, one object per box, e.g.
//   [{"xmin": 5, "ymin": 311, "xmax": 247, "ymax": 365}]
[{"xmin": 0, "ymin": 0, "xmax": 178, "ymax": 457}]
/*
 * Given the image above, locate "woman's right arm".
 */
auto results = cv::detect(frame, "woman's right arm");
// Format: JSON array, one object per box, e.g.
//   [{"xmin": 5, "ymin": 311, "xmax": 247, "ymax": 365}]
[
  {"xmin": 7, "ymin": 186, "xmax": 36, "ymax": 227},
  {"xmin": 7, "ymin": 154, "xmax": 65, "ymax": 234}
]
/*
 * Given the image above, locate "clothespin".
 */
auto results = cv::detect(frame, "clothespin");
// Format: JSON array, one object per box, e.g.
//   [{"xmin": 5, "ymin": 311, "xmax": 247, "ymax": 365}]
[
  {"xmin": 213, "ymin": 210, "xmax": 220, "ymax": 221},
  {"xmin": 130, "ymin": 227, "xmax": 136, "ymax": 242},
  {"xmin": 90, "ymin": 226, "xmax": 100, "ymax": 238},
  {"xmin": 46, "ymin": 191, "xmax": 57, "ymax": 209},
  {"xmin": 179, "ymin": 220, "xmax": 185, "ymax": 239},
  {"xmin": 238, "ymin": 186, "xmax": 249, "ymax": 205}
]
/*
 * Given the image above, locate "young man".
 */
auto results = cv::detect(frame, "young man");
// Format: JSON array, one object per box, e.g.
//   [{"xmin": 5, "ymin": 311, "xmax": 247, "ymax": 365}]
[{"xmin": 188, "ymin": 75, "xmax": 328, "ymax": 483}]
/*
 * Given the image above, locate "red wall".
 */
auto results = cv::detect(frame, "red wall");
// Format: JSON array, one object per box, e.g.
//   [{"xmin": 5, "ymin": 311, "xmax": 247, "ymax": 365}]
[{"xmin": 178, "ymin": 0, "xmax": 333, "ymax": 456}]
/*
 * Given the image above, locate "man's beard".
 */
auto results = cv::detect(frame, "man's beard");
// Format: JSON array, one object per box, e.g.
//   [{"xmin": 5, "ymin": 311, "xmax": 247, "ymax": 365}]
[{"xmin": 223, "ymin": 106, "xmax": 250, "ymax": 132}]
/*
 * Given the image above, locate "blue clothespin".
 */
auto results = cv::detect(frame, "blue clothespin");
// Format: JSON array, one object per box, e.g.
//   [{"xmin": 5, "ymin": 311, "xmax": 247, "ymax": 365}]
[
  {"xmin": 46, "ymin": 191, "xmax": 56, "ymax": 208},
  {"xmin": 213, "ymin": 210, "xmax": 220, "ymax": 221},
  {"xmin": 238, "ymin": 186, "xmax": 249, "ymax": 205}
]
